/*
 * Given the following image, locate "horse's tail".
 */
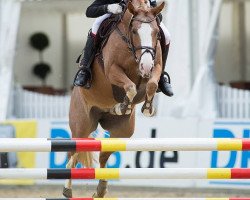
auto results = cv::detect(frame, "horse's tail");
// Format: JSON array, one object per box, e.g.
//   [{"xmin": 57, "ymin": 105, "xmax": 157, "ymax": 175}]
[{"xmin": 78, "ymin": 152, "xmax": 94, "ymax": 168}]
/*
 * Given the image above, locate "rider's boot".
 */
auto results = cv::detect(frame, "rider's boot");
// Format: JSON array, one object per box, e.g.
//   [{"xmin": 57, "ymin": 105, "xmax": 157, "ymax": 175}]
[
  {"xmin": 74, "ymin": 31, "xmax": 96, "ymax": 88},
  {"xmin": 158, "ymin": 44, "xmax": 174, "ymax": 97}
]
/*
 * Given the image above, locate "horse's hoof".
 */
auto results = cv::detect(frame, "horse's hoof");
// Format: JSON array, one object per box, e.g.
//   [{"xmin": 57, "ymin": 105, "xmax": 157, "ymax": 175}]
[
  {"xmin": 63, "ymin": 187, "xmax": 72, "ymax": 198},
  {"xmin": 92, "ymin": 190, "xmax": 107, "ymax": 198},
  {"xmin": 111, "ymin": 104, "xmax": 131, "ymax": 116},
  {"xmin": 92, "ymin": 191, "xmax": 108, "ymax": 198},
  {"xmin": 125, "ymin": 109, "xmax": 132, "ymax": 115},
  {"xmin": 93, "ymin": 180, "xmax": 108, "ymax": 198},
  {"xmin": 113, "ymin": 103, "xmax": 123, "ymax": 115},
  {"xmin": 92, "ymin": 193, "xmax": 100, "ymax": 198},
  {"xmin": 142, "ymin": 107, "xmax": 155, "ymax": 117}
]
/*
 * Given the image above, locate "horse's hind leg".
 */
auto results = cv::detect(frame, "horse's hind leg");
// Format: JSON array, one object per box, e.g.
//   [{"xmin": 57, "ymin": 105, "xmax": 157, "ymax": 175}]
[
  {"xmin": 63, "ymin": 153, "xmax": 78, "ymax": 198},
  {"xmin": 93, "ymin": 152, "xmax": 113, "ymax": 198},
  {"xmin": 63, "ymin": 152, "xmax": 94, "ymax": 198},
  {"xmin": 64, "ymin": 87, "xmax": 98, "ymax": 197},
  {"xmin": 142, "ymin": 63, "xmax": 162, "ymax": 117},
  {"xmin": 94, "ymin": 112, "xmax": 135, "ymax": 197}
]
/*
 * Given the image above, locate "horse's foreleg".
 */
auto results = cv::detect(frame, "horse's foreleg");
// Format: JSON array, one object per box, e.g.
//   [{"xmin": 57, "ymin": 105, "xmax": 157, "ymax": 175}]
[
  {"xmin": 118, "ymin": 83, "xmax": 137, "ymax": 115},
  {"xmin": 142, "ymin": 63, "xmax": 162, "ymax": 117},
  {"xmin": 63, "ymin": 153, "xmax": 78, "ymax": 198},
  {"xmin": 93, "ymin": 152, "xmax": 113, "ymax": 198},
  {"xmin": 108, "ymin": 64, "xmax": 137, "ymax": 115}
]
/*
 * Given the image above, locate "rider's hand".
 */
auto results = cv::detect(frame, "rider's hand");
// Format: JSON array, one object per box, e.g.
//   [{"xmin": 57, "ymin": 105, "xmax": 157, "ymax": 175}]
[{"xmin": 107, "ymin": 3, "xmax": 123, "ymax": 14}]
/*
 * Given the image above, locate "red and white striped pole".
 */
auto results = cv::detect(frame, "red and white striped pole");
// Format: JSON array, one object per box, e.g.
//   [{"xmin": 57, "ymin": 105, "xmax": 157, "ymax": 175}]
[
  {"xmin": 0, "ymin": 138, "xmax": 250, "ymax": 152},
  {"xmin": 0, "ymin": 198, "xmax": 250, "ymax": 200},
  {"xmin": 0, "ymin": 168, "xmax": 250, "ymax": 180}
]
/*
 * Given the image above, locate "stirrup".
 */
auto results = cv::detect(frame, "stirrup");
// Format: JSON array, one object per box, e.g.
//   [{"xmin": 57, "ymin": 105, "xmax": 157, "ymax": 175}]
[
  {"xmin": 157, "ymin": 72, "xmax": 171, "ymax": 94},
  {"xmin": 158, "ymin": 72, "xmax": 174, "ymax": 97},
  {"xmin": 162, "ymin": 71, "xmax": 171, "ymax": 84}
]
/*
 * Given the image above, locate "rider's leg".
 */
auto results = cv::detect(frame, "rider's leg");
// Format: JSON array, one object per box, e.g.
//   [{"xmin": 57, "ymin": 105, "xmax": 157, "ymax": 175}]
[
  {"xmin": 158, "ymin": 22, "xmax": 174, "ymax": 97},
  {"xmin": 92, "ymin": 14, "xmax": 111, "ymax": 35},
  {"xmin": 74, "ymin": 14, "xmax": 111, "ymax": 88}
]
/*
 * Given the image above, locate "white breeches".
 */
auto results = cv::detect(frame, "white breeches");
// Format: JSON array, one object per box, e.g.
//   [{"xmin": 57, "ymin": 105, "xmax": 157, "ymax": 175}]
[
  {"xmin": 91, "ymin": 14, "xmax": 171, "ymax": 45},
  {"xmin": 92, "ymin": 14, "xmax": 111, "ymax": 35},
  {"xmin": 160, "ymin": 22, "xmax": 171, "ymax": 45}
]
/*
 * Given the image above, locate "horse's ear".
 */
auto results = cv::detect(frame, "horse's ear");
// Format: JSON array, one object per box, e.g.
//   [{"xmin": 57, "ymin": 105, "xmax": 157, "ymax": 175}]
[
  {"xmin": 128, "ymin": 1, "xmax": 138, "ymax": 15},
  {"xmin": 151, "ymin": 2, "xmax": 165, "ymax": 16}
]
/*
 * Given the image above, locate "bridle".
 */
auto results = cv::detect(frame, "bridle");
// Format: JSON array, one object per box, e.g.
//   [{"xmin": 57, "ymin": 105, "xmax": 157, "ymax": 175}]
[{"xmin": 116, "ymin": 12, "xmax": 161, "ymax": 64}]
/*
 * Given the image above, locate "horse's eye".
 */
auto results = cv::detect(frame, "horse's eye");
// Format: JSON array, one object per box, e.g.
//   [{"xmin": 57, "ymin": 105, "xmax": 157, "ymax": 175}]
[{"xmin": 132, "ymin": 29, "xmax": 137, "ymax": 34}]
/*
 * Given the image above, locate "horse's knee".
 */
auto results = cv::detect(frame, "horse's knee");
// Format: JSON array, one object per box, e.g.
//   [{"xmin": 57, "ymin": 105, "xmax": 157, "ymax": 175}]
[{"xmin": 125, "ymin": 84, "xmax": 137, "ymax": 101}]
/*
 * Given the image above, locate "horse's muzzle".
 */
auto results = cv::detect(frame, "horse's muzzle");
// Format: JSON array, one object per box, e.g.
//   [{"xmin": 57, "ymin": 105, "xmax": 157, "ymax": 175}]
[
  {"xmin": 139, "ymin": 71, "xmax": 152, "ymax": 79},
  {"xmin": 139, "ymin": 63, "xmax": 154, "ymax": 79}
]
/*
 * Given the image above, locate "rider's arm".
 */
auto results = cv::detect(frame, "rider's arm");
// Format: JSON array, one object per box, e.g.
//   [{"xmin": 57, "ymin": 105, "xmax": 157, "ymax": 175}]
[
  {"xmin": 86, "ymin": 0, "xmax": 123, "ymax": 18},
  {"xmin": 86, "ymin": 2, "xmax": 109, "ymax": 18}
]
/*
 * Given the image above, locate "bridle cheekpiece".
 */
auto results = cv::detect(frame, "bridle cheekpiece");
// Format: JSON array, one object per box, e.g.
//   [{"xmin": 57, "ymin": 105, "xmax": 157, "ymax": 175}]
[{"xmin": 116, "ymin": 12, "xmax": 160, "ymax": 64}]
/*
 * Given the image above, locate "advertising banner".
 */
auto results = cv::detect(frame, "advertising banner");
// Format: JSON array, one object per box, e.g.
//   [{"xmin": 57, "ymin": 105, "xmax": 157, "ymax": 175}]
[
  {"xmin": 0, "ymin": 120, "xmax": 37, "ymax": 185},
  {"xmin": 197, "ymin": 120, "xmax": 250, "ymax": 189}
]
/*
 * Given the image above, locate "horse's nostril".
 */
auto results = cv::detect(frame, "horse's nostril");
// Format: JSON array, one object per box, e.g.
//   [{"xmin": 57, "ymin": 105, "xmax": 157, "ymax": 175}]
[{"xmin": 140, "ymin": 64, "xmax": 144, "ymax": 70}]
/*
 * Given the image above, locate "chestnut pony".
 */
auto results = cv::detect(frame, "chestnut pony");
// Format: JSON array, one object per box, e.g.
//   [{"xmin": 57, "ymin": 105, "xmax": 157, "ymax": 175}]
[{"xmin": 64, "ymin": 0, "xmax": 165, "ymax": 198}]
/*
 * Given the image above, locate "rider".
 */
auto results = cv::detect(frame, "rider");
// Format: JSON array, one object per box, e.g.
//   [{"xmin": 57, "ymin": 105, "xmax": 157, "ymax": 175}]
[{"xmin": 74, "ymin": 0, "xmax": 174, "ymax": 97}]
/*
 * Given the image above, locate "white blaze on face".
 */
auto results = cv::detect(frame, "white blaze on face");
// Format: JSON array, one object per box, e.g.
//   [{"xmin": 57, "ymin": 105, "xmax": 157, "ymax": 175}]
[{"xmin": 138, "ymin": 23, "xmax": 154, "ymax": 77}]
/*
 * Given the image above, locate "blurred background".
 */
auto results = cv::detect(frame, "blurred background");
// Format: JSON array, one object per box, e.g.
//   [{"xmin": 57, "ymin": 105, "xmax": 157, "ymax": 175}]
[
  {"xmin": 0, "ymin": 0, "xmax": 250, "ymax": 198},
  {"xmin": 1, "ymin": 0, "xmax": 250, "ymax": 119}
]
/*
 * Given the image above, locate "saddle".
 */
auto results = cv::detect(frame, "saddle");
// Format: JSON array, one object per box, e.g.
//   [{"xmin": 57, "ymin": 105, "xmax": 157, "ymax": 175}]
[
  {"xmin": 96, "ymin": 15, "xmax": 122, "ymax": 51},
  {"xmin": 95, "ymin": 14, "xmax": 122, "ymax": 67}
]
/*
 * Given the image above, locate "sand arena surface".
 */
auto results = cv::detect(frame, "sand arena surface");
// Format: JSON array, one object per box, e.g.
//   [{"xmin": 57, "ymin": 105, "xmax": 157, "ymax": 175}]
[{"xmin": 0, "ymin": 185, "xmax": 250, "ymax": 198}]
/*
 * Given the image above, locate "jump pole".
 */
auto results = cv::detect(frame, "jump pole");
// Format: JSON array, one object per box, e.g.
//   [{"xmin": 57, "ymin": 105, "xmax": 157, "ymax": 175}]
[
  {"xmin": 0, "ymin": 168, "xmax": 250, "ymax": 180},
  {"xmin": 0, "ymin": 198, "xmax": 250, "ymax": 200},
  {"xmin": 0, "ymin": 138, "xmax": 250, "ymax": 152}
]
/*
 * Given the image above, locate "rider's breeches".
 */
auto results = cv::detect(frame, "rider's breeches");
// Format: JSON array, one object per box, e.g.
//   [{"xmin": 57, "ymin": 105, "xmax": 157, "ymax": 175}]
[
  {"xmin": 160, "ymin": 22, "xmax": 171, "ymax": 45},
  {"xmin": 91, "ymin": 14, "xmax": 111, "ymax": 35}
]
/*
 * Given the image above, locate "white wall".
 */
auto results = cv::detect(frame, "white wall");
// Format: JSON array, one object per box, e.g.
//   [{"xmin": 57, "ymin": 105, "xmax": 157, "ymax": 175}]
[
  {"xmin": 14, "ymin": 0, "xmax": 93, "ymax": 90},
  {"xmin": 215, "ymin": 2, "xmax": 235, "ymax": 83},
  {"xmin": 246, "ymin": 2, "xmax": 250, "ymax": 79},
  {"xmin": 14, "ymin": 10, "xmax": 64, "ymax": 88},
  {"xmin": 215, "ymin": 1, "xmax": 250, "ymax": 84},
  {"xmin": 66, "ymin": 14, "xmax": 94, "ymax": 89}
]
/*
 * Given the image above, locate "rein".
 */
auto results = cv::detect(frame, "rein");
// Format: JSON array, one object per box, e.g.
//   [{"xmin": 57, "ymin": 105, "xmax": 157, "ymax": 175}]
[{"xmin": 115, "ymin": 13, "xmax": 160, "ymax": 64}]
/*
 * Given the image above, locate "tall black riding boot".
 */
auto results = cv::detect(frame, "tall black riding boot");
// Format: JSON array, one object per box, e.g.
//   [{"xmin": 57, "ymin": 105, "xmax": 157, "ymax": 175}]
[
  {"xmin": 158, "ymin": 44, "xmax": 174, "ymax": 97},
  {"xmin": 74, "ymin": 32, "xmax": 96, "ymax": 88}
]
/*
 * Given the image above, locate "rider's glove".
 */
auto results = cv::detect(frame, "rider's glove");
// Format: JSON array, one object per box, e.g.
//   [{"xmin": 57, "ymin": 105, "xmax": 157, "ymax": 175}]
[{"xmin": 107, "ymin": 3, "xmax": 123, "ymax": 14}]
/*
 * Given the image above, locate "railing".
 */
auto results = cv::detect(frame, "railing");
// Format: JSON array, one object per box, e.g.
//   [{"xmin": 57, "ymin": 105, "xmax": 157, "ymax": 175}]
[
  {"xmin": 13, "ymin": 88, "xmax": 70, "ymax": 119},
  {"xmin": 217, "ymin": 85, "xmax": 250, "ymax": 119},
  {"xmin": 12, "ymin": 86, "xmax": 250, "ymax": 119}
]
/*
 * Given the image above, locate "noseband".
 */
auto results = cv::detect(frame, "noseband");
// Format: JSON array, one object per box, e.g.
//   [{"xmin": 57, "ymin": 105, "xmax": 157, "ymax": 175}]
[{"xmin": 116, "ymin": 15, "xmax": 160, "ymax": 64}]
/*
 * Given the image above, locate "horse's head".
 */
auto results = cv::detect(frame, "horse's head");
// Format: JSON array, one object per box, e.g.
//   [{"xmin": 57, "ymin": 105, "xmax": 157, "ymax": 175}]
[{"xmin": 127, "ymin": 0, "xmax": 165, "ymax": 78}]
